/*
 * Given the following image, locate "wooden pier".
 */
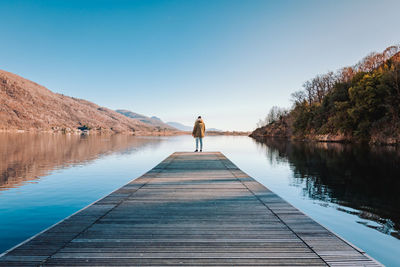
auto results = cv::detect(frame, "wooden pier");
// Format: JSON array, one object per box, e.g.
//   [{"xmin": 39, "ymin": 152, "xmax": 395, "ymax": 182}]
[{"xmin": 0, "ymin": 152, "xmax": 380, "ymax": 266}]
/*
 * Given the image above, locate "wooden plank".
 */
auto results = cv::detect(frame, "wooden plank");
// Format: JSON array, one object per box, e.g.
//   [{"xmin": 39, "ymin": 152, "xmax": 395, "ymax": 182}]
[{"xmin": 0, "ymin": 152, "xmax": 381, "ymax": 266}]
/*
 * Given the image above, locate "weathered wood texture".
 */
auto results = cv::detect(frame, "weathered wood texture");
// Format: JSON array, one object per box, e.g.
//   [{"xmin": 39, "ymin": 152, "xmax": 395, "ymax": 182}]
[{"xmin": 0, "ymin": 152, "xmax": 381, "ymax": 266}]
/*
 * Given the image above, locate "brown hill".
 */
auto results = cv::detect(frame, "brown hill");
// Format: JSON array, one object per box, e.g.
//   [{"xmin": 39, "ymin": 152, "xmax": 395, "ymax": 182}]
[{"xmin": 0, "ymin": 70, "xmax": 156, "ymax": 134}]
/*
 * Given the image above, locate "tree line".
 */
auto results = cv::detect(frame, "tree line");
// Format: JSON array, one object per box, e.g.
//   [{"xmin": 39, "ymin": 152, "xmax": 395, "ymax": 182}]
[{"xmin": 259, "ymin": 45, "xmax": 400, "ymax": 141}]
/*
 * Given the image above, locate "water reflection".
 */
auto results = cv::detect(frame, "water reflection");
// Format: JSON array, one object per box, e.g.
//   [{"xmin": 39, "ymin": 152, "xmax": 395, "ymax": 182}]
[
  {"xmin": 253, "ymin": 138, "xmax": 400, "ymax": 239},
  {"xmin": 0, "ymin": 133, "xmax": 162, "ymax": 191},
  {"xmin": 1, "ymin": 134, "xmax": 399, "ymax": 265}
]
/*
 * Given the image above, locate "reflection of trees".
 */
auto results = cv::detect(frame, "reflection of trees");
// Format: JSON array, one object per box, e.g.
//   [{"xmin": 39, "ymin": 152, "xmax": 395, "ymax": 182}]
[
  {"xmin": 254, "ymin": 137, "xmax": 400, "ymax": 238},
  {"xmin": 0, "ymin": 134, "xmax": 163, "ymax": 190}
]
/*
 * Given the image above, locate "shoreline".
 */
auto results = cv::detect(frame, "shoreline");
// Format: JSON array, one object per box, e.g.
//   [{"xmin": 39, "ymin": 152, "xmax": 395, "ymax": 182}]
[
  {"xmin": 0, "ymin": 129, "xmax": 251, "ymax": 136},
  {"xmin": 250, "ymin": 134, "xmax": 400, "ymax": 146}
]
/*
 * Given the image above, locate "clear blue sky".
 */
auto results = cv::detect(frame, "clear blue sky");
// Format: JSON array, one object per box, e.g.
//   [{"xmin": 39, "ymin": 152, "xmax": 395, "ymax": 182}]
[{"xmin": 1, "ymin": 0, "xmax": 399, "ymax": 131}]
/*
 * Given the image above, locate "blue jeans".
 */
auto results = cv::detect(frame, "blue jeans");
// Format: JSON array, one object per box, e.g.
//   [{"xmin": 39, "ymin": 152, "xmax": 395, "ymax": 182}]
[{"xmin": 195, "ymin": 137, "xmax": 203, "ymax": 150}]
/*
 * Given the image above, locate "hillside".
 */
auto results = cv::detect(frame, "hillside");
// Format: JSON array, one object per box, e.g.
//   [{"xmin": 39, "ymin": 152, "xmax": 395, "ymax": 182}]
[
  {"xmin": 251, "ymin": 46, "xmax": 400, "ymax": 145},
  {"xmin": 116, "ymin": 109, "xmax": 177, "ymax": 130},
  {"xmin": 0, "ymin": 70, "xmax": 156, "ymax": 134}
]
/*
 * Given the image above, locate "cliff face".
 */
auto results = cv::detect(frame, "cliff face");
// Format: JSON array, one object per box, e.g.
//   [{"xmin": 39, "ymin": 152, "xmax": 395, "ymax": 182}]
[{"xmin": 0, "ymin": 70, "xmax": 154, "ymax": 134}]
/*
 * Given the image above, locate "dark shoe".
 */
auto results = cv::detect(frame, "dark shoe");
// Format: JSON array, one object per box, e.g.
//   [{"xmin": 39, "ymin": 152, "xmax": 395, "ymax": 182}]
[
  {"xmin": 200, "ymin": 150, "xmax": 202, "ymax": 152},
  {"xmin": 194, "ymin": 150, "xmax": 198, "ymax": 152}
]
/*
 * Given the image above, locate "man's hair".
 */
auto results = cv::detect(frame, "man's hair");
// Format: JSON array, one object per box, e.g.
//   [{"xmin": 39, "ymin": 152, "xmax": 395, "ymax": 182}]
[{"xmin": 198, "ymin": 116, "xmax": 201, "ymax": 119}]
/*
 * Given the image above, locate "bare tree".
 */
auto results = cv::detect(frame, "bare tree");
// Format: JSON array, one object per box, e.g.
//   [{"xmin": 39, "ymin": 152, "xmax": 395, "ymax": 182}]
[
  {"xmin": 303, "ymin": 73, "xmax": 335, "ymax": 104},
  {"xmin": 291, "ymin": 90, "xmax": 306, "ymax": 104},
  {"xmin": 322, "ymin": 71, "xmax": 336, "ymax": 92},
  {"xmin": 265, "ymin": 106, "xmax": 288, "ymax": 124},
  {"xmin": 337, "ymin": 67, "xmax": 356, "ymax": 83},
  {"xmin": 383, "ymin": 45, "xmax": 400, "ymax": 60},
  {"xmin": 256, "ymin": 106, "xmax": 289, "ymax": 128},
  {"xmin": 302, "ymin": 80, "xmax": 315, "ymax": 104},
  {"xmin": 356, "ymin": 52, "xmax": 386, "ymax": 72},
  {"xmin": 314, "ymin": 76, "xmax": 327, "ymax": 103}
]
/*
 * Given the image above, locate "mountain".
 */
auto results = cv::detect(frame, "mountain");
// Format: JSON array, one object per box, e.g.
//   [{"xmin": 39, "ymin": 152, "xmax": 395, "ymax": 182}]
[
  {"xmin": 166, "ymin": 121, "xmax": 222, "ymax": 132},
  {"xmin": 167, "ymin": 122, "xmax": 192, "ymax": 131},
  {"xmin": 0, "ymin": 70, "xmax": 158, "ymax": 134},
  {"xmin": 207, "ymin": 128, "xmax": 223, "ymax": 132},
  {"xmin": 116, "ymin": 110, "xmax": 177, "ymax": 130}
]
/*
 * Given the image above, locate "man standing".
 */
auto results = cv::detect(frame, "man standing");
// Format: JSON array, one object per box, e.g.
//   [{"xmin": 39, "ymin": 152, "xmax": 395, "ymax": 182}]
[{"xmin": 192, "ymin": 116, "xmax": 205, "ymax": 152}]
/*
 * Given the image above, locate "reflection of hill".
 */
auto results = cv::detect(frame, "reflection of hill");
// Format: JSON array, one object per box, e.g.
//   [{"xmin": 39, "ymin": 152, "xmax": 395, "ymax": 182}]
[
  {"xmin": 254, "ymin": 138, "xmax": 400, "ymax": 238},
  {"xmin": 0, "ymin": 134, "xmax": 162, "ymax": 190}
]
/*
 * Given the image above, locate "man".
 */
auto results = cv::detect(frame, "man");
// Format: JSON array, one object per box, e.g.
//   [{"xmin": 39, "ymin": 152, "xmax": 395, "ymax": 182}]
[{"xmin": 192, "ymin": 116, "xmax": 205, "ymax": 152}]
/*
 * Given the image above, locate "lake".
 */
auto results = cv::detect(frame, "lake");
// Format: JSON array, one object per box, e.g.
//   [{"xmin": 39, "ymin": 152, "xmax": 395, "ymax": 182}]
[{"xmin": 0, "ymin": 133, "xmax": 399, "ymax": 266}]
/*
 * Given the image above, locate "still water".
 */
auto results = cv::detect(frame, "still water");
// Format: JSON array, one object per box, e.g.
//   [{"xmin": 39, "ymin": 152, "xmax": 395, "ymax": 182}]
[{"xmin": 0, "ymin": 133, "xmax": 399, "ymax": 266}]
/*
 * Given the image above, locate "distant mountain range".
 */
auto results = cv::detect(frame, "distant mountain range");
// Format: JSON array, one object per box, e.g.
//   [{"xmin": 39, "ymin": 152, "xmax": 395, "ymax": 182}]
[
  {"xmin": 208, "ymin": 128, "xmax": 223, "ymax": 132},
  {"xmin": 116, "ymin": 110, "xmax": 177, "ymax": 130},
  {"xmin": 166, "ymin": 121, "xmax": 222, "ymax": 132},
  {"xmin": 0, "ymin": 70, "xmax": 174, "ymax": 134},
  {"xmin": 166, "ymin": 122, "xmax": 192, "ymax": 131}
]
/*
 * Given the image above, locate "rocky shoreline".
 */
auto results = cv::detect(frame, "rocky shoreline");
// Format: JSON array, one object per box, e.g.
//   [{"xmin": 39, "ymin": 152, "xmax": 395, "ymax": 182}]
[{"xmin": 250, "ymin": 118, "xmax": 400, "ymax": 146}]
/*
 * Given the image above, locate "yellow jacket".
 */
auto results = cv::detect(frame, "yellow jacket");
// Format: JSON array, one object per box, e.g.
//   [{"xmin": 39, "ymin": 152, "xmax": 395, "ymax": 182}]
[{"xmin": 192, "ymin": 119, "xmax": 205, "ymax": 138}]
